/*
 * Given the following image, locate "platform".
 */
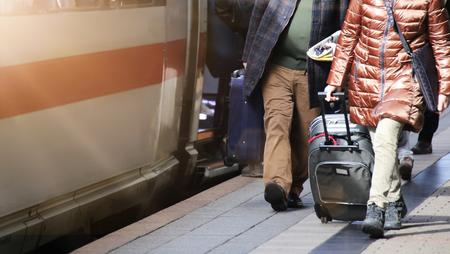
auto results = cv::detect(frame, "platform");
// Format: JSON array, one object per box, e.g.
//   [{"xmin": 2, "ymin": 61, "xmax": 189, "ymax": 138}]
[{"xmin": 72, "ymin": 109, "xmax": 450, "ymax": 254}]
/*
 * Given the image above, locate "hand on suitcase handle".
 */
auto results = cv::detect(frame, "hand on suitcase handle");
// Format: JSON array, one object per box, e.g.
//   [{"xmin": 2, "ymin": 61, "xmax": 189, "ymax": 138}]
[
  {"xmin": 318, "ymin": 91, "xmax": 345, "ymax": 102},
  {"xmin": 317, "ymin": 91, "xmax": 353, "ymax": 146},
  {"xmin": 323, "ymin": 85, "xmax": 343, "ymax": 101}
]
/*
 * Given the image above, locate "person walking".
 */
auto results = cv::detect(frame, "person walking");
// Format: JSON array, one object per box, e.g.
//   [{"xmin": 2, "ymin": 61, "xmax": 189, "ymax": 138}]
[
  {"xmin": 411, "ymin": 110, "xmax": 439, "ymax": 154},
  {"xmin": 324, "ymin": 0, "xmax": 450, "ymax": 237},
  {"xmin": 243, "ymin": 0, "xmax": 349, "ymax": 211},
  {"xmin": 411, "ymin": 1, "xmax": 450, "ymax": 155}
]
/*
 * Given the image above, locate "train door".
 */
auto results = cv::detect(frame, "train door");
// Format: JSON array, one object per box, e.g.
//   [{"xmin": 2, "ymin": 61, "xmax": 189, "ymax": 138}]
[{"xmin": 192, "ymin": 0, "xmax": 244, "ymax": 187}]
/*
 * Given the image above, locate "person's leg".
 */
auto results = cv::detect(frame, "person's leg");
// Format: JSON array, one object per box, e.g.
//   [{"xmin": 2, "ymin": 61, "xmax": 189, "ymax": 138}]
[
  {"xmin": 241, "ymin": 163, "xmax": 263, "ymax": 177},
  {"xmin": 369, "ymin": 118, "xmax": 404, "ymax": 208},
  {"xmin": 397, "ymin": 131, "xmax": 413, "ymax": 162},
  {"xmin": 363, "ymin": 118, "xmax": 404, "ymax": 237},
  {"xmin": 261, "ymin": 64, "xmax": 295, "ymax": 211},
  {"xmin": 384, "ymin": 147, "xmax": 405, "ymax": 230},
  {"xmin": 290, "ymin": 74, "xmax": 320, "ymax": 194},
  {"xmin": 412, "ymin": 110, "xmax": 439, "ymax": 154},
  {"xmin": 418, "ymin": 110, "xmax": 439, "ymax": 143},
  {"xmin": 397, "ymin": 131, "xmax": 414, "ymax": 180},
  {"xmin": 289, "ymin": 71, "xmax": 320, "ymax": 207}
]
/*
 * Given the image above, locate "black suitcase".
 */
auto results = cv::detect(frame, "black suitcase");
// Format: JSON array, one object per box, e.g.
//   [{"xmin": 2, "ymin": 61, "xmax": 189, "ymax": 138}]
[
  {"xmin": 308, "ymin": 92, "xmax": 374, "ymax": 223},
  {"xmin": 224, "ymin": 71, "xmax": 265, "ymax": 167}
]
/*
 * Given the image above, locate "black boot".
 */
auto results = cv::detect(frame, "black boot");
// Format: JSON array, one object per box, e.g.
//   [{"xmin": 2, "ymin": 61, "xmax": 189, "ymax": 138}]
[{"xmin": 362, "ymin": 203, "xmax": 385, "ymax": 238}]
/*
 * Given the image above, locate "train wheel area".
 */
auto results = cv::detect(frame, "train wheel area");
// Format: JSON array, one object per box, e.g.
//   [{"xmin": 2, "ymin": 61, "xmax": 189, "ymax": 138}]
[{"xmin": 70, "ymin": 110, "xmax": 450, "ymax": 254}]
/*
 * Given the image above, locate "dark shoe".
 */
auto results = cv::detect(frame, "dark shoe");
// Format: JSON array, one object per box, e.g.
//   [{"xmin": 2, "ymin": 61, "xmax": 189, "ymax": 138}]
[
  {"xmin": 264, "ymin": 181, "xmax": 287, "ymax": 211},
  {"xmin": 399, "ymin": 157, "xmax": 414, "ymax": 180},
  {"xmin": 384, "ymin": 201, "xmax": 403, "ymax": 230},
  {"xmin": 411, "ymin": 141, "xmax": 432, "ymax": 154},
  {"xmin": 241, "ymin": 163, "xmax": 263, "ymax": 178},
  {"xmin": 392, "ymin": 196, "xmax": 408, "ymax": 218},
  {"xmin": 384, "ymin": 196, "xmax": 407, "ymax": 230},
  {"xmin": 362, "ymin": 203, "xmax": 385, "ymax": 238},
  {"xmin": 287, "ymin": 193, "xmax": 304, "ymax": 208}
]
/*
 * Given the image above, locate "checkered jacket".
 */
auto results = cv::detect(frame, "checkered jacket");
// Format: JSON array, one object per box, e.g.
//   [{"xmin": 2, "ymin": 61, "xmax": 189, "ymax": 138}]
[{"xmin": 242, "ymin": 0, "xmax": 349, "ymax": 109}]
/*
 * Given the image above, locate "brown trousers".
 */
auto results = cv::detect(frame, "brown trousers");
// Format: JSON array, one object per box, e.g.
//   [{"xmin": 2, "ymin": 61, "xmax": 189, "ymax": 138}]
[{"xmin": 261, "ymin": 64, "xmax": 320, "ymax": 197}]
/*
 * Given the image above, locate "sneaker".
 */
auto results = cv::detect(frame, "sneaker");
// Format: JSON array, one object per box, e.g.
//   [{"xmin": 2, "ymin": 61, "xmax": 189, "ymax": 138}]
[
  {"xmin": 396, "ymin": 196, "xmax": 408, "ymax": 218},
  {"xmin": 362, "ymin": 203, "xmax": 385, "ymax": 238},
  {"xmin": 384, "ymin": 202, "xmax": 402, "ymax": 230},
  {"xmin": 241, "ymin": 163, "xmax": 263, "ymax": 178},
  {"xmin": 264, "ymin": 181, "xmax": 287, "ymax": 211},
  {"xmin": 399, "ymin": 157, "xmax": 414, "ymax": 180}
]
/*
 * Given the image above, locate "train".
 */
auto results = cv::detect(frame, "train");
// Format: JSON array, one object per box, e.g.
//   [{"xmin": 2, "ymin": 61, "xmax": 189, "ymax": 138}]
[{"xmin": 0, "ymin": 1, "xmax": 241, "ymax": 253}]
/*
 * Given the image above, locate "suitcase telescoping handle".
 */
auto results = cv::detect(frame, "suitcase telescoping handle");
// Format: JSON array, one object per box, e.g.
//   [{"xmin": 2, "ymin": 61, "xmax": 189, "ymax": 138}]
[{"xmin": 317, "ymin": 92, "xmax": 358, "ymax": 150}]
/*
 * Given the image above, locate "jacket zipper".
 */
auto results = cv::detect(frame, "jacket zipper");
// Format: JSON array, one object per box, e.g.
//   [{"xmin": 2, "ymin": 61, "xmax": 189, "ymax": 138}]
[
  {"xmin": 354, "ymin": 58, "xmax": 359, "ymax": 82},
  {"xmin": 375, "ymin": 27, "xmax": 389, "ymax": 114},
  {"xmin": 380, "ymin": 24, "xmax": 390, "ymax": 103},
  {"xmin": 376, "ymin": 1, "xmax": 394, "ymax": 114}
]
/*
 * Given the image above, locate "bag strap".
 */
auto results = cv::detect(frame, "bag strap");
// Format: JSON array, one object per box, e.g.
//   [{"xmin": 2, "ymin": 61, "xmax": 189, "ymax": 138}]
[
  {"xmin": 383, "ymin": 0, "xmax": 410, "ymax": 54},
  {"xmin": 383, "ymin": 0, "xmax": 418, "ymax": 75}
]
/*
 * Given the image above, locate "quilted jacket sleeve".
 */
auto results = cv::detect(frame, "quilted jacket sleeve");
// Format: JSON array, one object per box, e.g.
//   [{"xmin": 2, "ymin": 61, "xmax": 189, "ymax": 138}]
[
  {"xmin": 326, "ymin": 0, "xmax": 363, "ymax": 88},
  {"xmin": 429, "ymin": 0, "xmax": 450, "ymax": 96}
]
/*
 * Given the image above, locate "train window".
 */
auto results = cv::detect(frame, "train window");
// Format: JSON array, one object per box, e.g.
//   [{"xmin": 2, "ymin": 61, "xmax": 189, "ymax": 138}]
[
  {"xmin": 0, "ymin": 0, "xmax": 103, "ymax": 14},
  {"xmin": 199, "ymin": 67, "xmax": 220, "ymax": 130},
  {"xmin": 0, "ymin": 0, "xmax": 165, "ymax": 14},
  {"xmin": 119, "ymin": 0, "xmax": 153, "ymax": 5},
  {"xmin": 199, "ymin": 97, "xmax": 216, "ymax": 129},
  {"xmin": 0, "ymin": 0, "xmax": 58, "ymax": 13},
  {"xmin": 74, "ymin": 0, "xmax": 101, "ymax": 7},
  {"xmin": 117, "ymin": 0, "xmax": 165, "ymax": 8}
]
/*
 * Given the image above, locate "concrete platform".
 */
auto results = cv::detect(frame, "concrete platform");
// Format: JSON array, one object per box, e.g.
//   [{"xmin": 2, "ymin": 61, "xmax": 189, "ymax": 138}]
[{"xmin": 73, "ymin": 110, "xmax": 450, "ymax": 254}]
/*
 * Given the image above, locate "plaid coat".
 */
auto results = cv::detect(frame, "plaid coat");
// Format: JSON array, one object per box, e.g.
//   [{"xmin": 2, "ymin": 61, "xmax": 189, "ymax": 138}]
[{"xmin": 242, "ymin": 0, "xmax": 349, "ymax": 109}]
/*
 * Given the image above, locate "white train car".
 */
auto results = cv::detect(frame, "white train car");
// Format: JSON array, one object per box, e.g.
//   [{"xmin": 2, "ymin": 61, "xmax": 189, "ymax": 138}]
[{"xmin": 0, "ymin": 1, "xmax": 237, "ymax": 253}]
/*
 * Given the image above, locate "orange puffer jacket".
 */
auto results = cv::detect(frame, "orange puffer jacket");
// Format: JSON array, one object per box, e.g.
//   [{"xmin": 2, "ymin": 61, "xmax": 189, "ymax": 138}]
[{"xmin": 327, "ymin": 0, "xmax": 450, "ymax": 132}]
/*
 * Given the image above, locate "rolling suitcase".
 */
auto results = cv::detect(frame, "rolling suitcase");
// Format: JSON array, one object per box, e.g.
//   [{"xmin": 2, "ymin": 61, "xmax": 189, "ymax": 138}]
[
  {"xmin": 308, "ymin": 92, "xmax": 374, "ymax": 223},
  {"xmin": 224, "ymin": 71, "xmax": 265, "ymax": 167}
]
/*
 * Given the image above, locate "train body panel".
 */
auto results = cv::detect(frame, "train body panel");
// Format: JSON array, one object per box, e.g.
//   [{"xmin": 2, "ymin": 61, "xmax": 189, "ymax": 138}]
[
  {"xmin": 0, "ymin": 84, "xmax": 162, "ymax": 217},
  {"xmin": 0, "ymin": 1, "xmax": 225, "ymax": 253},
  {"xmin": 0, "ymin": 7, "xmax": 168, "ymax": 67}
]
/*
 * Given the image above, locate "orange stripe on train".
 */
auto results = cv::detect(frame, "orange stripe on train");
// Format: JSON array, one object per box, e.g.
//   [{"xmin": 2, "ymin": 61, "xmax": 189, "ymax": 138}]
[{"xmin": 0, "ymin": 39, "xmax": 187, "ymax": 120}]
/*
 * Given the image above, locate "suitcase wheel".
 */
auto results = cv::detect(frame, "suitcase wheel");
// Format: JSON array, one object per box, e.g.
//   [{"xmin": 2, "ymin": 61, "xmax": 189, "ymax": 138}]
[{"xmin": 314, "ymin": 204, "xmax": 332, "ymax": 223}]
